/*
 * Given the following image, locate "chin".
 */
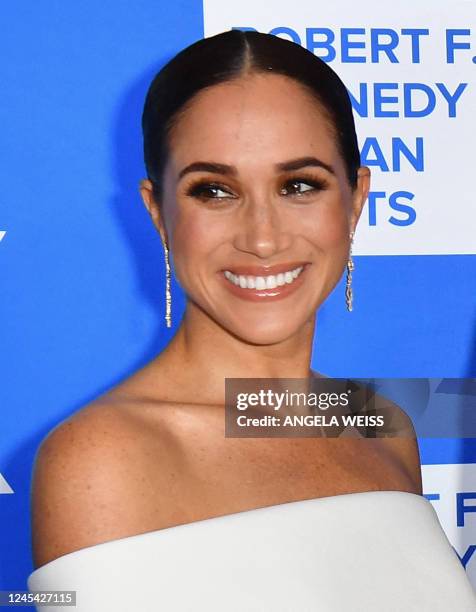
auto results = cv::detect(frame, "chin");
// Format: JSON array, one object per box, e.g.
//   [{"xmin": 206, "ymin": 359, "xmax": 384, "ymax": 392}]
[{"xmin": 224, "ymin": 316, "xmax": 306, "ymax": 347}]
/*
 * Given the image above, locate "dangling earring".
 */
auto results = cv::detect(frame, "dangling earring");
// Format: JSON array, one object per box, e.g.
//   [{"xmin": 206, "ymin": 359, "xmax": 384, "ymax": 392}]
[
  {"xmin": 163, "ymin": 241, "xmax": 172, "ymax": 328},
  {"xmin": 345, "ymin": 231, "xmax": 355, "ymax": 312}
]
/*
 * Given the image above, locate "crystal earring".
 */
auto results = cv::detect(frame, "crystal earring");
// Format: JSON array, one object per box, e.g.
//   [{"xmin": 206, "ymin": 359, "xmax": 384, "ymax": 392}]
[
  {"xmin": 163, "ymin": 241, "xmax": 172, "ymax": 328},
  {"xmin": 345, "ymin": 231, "xmax": 355, "ymax": 312}
]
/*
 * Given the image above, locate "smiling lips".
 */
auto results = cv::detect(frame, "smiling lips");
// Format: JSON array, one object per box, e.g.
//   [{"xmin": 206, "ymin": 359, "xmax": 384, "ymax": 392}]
[{"xmin": 220, "ymin": 262, "xmax": 310, "ymax": 302}]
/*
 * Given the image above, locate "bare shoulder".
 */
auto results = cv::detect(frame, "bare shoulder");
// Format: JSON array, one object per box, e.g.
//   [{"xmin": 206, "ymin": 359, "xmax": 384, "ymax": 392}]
[
  {"xmin": 369, "ymin": 389, "xmax": 423, "ymax": 496},
  {"xmin": 30, "ymin": 394, "xmax": 179, "ymax": 569}
]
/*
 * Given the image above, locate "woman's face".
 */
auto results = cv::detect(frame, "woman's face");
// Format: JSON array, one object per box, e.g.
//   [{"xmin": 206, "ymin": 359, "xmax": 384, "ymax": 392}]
[{"xmin": 141, "ymin": 72, "xmax": 369, "ymax": 345}]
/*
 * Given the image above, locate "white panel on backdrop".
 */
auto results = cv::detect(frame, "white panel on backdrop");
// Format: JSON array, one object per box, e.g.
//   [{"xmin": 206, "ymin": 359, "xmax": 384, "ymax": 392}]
[
  {"xmin": 203, "ymin": 0, "xmax": 476, "ymax": 255},
  {"xmin": 0, "ymin": 472, "xmax": 14, "ymax": 494},
  {"xmin": 422, "ymin": 463, "xmax": 476, "ymax": 586}
]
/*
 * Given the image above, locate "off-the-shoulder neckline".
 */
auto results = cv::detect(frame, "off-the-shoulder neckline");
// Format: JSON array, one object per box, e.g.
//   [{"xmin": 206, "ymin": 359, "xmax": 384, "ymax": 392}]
[{"xmin": 30, "ymin": 489, "xmax": 429, "ymax": 576}]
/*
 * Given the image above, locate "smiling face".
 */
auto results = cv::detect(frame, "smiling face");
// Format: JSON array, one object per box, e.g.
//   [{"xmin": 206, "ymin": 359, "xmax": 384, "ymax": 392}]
[{"xmin": 141, "ymin": 72, "xmax": 369, "ymax": 345}]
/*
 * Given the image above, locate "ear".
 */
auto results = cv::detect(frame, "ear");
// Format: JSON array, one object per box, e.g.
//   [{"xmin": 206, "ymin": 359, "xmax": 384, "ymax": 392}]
[
  {"xmin": 139, "ymin": 179, "xmax": 167, "ymax": 243},
  {"xmin": 349, "ymin": 166, "xmax": 370, "ymax": 233}
]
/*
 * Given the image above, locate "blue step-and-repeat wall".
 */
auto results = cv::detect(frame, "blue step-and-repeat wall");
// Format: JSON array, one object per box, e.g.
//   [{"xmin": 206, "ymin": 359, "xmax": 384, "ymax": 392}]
[{"xmin": 1, "ymin": 0, "xmax": 475, "ymax": 595}]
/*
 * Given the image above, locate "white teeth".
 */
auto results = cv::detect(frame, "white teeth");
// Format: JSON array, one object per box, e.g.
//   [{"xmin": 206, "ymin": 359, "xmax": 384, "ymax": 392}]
[
  {"xmin": 223, "ymin": 266, "xmax": 305, "ymax": 290},
  {"xmin": 266, "ymin": 275, "xmax": 277, "ymax": 289}
]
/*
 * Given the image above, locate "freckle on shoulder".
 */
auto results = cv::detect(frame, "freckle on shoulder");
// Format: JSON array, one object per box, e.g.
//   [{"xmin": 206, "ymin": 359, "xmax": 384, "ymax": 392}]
[{"xmin": 30, "ymin": 393, "xmax": 175, "ymax": 568}]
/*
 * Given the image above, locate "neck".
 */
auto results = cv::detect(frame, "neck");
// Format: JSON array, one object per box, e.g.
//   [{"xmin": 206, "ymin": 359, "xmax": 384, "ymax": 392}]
[{"xmin": 144, "ymin": 300, "xmax": 317, "ymax": 406}]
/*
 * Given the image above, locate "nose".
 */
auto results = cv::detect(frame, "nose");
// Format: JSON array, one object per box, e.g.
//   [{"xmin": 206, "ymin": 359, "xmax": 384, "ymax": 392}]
[{"xmin": 232, "ymin": 197, "xmax": 292, "ymax": 260}]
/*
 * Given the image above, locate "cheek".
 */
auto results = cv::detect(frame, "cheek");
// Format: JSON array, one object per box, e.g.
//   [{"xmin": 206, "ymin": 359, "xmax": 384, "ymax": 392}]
[
  {"xmin": 302, "ymin": 194, "xmax": 350, "ymax": 252},
  {"xmin": 167, "ymin": 206, "xmax": 218, "ymax": 279}
]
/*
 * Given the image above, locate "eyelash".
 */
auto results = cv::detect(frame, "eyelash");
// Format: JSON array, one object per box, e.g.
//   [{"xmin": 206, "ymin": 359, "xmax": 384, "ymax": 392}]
[{"xmin": 185, "ymin": 176, "xmax": 328, "ymax": 202}]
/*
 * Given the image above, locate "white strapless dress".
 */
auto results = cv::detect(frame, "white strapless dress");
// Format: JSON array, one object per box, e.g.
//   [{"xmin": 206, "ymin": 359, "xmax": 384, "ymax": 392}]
[{"xmin": 27, "ymin": 490, "xmax": 475, "ymax": 611}]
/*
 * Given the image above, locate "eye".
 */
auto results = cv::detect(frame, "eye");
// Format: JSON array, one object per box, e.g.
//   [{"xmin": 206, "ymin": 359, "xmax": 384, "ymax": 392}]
[
  {"xmin": 186, "ymin": 181, "xmax": 235, "ymax": 201},
  {"xmin": 279, "ymin": 177, "xmax": 326, "ymax": 197}
]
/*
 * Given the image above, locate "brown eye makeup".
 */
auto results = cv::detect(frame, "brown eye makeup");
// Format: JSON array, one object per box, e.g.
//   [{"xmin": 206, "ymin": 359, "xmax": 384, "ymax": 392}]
[
  {"xmin": 184, "ymin": 174, "xmax": 329, "ymax": 203},
  {"xmin": 279, "ymin": 176, "xmax": 328, "ymax": 196},
  {"xmin": 185, "ymin": 181, "xmax": 237, "ymax": 201}
]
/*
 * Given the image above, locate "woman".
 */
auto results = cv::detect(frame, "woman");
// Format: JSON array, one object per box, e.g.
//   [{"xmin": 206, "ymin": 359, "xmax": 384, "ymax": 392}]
[{"xmin": 28, "ymin": 30, "xmax": 475, "ymax": 610}]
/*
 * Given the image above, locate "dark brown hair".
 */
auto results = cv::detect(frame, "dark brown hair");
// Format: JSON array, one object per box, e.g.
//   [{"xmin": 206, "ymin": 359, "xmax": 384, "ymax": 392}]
[{"xmin": 142, "ymin": 29, "xmax": 360, "ymax": 202}]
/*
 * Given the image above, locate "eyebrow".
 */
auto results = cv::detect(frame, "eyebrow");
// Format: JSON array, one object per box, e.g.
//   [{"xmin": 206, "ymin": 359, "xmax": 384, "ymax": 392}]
[{"xmin": 177, "ymin": 156, "xmax": 336, "ymax": 180}]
